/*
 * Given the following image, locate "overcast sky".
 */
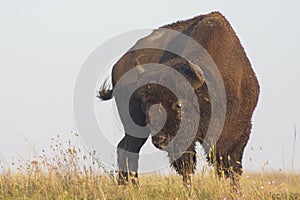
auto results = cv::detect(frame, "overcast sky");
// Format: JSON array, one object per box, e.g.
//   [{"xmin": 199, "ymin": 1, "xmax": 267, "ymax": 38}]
[{"xmin": 0, "ymin": 0, "xmax": 299, "ymax": 173}]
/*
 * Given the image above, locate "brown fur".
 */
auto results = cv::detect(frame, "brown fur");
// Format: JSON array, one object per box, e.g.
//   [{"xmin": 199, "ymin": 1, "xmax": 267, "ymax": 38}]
[{"xmin": 98, "ymin": 11, "xmax": 260, "ymax": 186}]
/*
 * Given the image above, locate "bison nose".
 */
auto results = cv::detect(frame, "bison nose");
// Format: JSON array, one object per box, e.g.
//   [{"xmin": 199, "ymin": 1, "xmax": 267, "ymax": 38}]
[{"xmin": 152, "ymin": 135, "xmax": 166, "ymax": 149}]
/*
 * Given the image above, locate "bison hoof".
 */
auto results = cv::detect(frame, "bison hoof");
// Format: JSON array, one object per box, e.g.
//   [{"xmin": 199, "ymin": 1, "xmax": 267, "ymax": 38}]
[
  {"xmin": 183, "ymin": 174, "xmax": 192, "ymax": 188},
  {"xmin": 118, "ymin": 171, "xmax": 139, "ymax": 187}
]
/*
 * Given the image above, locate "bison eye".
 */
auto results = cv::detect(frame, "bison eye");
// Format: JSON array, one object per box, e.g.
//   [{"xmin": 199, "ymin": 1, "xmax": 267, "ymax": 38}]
[
  {"xmin": 171, "ymin": 102, "xmax": 183, "ymax": 110},
  {"xmin": 176, "ymin": 103, "xmax": 182, "ymax": 108}
]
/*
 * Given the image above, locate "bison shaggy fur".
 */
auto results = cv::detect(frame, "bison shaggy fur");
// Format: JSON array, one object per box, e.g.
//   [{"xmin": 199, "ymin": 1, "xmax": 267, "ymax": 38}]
[{"xmin": 98, "ymin": 11, "xmax": 260, "ymax": 186}]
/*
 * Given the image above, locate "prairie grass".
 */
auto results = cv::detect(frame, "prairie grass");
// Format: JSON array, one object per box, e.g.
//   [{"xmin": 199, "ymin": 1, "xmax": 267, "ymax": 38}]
[{"xmin": 0, "ymin": 135, "xmax": 299, "ymax": 200}]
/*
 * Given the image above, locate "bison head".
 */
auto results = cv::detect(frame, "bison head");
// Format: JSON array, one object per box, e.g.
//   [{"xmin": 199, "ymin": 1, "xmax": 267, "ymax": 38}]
[{"xmin": 134, "ymin": 58, "xmax": 204, "ymax": 150}]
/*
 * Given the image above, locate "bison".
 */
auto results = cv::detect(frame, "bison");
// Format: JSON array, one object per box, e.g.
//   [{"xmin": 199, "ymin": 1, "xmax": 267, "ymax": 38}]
[{"xmin": 98, "ymin": 11, "xmax": 260, "ymax": 186}]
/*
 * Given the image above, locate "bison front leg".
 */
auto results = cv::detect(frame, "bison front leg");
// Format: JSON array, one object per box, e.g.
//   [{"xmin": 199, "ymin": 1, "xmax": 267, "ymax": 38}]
[
  {"xmin": 170, "ymin": 147, "xmax": 197, "ymax": 187},
  {"xmin": 117, "ymin": 134, "xmax": 148, "ymax": 185}
]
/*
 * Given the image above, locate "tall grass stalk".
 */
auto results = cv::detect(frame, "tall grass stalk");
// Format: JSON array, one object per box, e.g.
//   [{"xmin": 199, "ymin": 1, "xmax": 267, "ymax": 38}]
[{"xmin": 0, "ymin": 134, "xmax": 299, "ymax": 199}]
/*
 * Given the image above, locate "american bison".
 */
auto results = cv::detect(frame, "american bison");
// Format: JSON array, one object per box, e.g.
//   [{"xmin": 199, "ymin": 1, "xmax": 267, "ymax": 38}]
[{"xmin": 98, "ymin": 11, "xmax": 260, "ymax": 186}]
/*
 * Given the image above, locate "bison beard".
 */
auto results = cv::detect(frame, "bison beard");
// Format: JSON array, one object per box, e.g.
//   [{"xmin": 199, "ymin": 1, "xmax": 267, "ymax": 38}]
[{"xmin": 98, "ymin": 11, "xmax": 260, "ymax": 187}]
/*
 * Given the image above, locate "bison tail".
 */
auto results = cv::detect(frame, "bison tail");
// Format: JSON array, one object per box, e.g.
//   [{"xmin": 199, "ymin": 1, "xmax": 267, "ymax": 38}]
[{"xmin": 97, "ymin": 79, "xmax": 113, "ymax": 100}]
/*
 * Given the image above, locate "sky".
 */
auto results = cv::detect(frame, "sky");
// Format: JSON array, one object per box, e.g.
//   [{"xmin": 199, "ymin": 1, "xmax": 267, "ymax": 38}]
[{"xmin": 0, "ymin": 0, "xmax": 299, "ymax": 173}]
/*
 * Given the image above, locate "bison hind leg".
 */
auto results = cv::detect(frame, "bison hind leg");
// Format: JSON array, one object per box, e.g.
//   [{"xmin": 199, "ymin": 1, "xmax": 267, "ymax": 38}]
[
  {"xmin": 117, "ymin": 134, "xmax": 148, "ymax": 186},
  {"xmin": 206, "ymin": 146, "xmax": 245, "ymax": 190}
]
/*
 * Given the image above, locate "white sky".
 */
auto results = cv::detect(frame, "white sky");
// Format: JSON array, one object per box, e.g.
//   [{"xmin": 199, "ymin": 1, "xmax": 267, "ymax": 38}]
[{"xmin": 0, "ymin": 0, "xmax": 299, "ymax": 173}]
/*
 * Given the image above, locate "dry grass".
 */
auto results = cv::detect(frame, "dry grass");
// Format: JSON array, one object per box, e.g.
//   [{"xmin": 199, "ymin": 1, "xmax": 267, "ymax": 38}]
[{"xmin": 0, "ymin": 135, "xmax": 299, "ymax": 200}]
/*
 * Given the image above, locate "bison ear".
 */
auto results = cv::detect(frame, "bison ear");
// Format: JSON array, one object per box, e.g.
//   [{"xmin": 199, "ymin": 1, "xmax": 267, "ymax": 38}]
[{"xmin": 175, "ymin": 62, "xmax": 205, "ymax": 90}]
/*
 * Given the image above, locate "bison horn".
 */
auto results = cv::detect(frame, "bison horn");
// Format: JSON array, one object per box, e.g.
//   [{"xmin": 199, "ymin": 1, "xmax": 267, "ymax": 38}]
[
  {"xmin": 135, "ymin": 54, "xmax": 145, "ymax": 74},
  {"xmin": 188, "ymin": 61, "xmax": 205, "ymax": 90}
]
